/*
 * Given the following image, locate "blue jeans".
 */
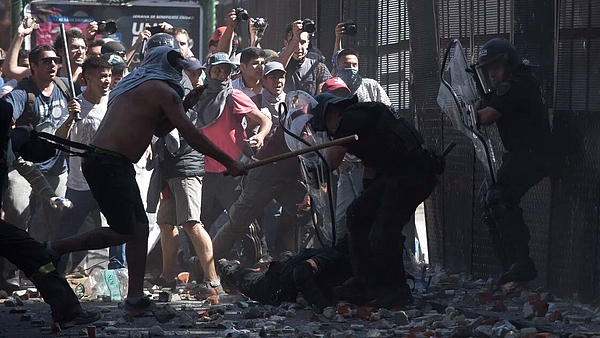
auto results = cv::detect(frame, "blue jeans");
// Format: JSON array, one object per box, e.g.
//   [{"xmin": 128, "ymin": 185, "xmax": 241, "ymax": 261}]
[{"xmin": 55, "ymin": 188, "xmax": 126, "ymax": 273}]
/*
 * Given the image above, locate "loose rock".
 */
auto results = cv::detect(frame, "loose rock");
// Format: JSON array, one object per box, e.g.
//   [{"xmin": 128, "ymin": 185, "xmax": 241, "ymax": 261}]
[{"xmin": 148, "ymin": 325, "xmax": 165, "ymax": 336}]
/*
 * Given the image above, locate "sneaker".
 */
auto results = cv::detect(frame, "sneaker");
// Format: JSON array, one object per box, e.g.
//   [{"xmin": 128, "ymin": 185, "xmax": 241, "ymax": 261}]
[
  {"xmin": 66, "ymin": 308, "xmax": 103, "ymax": 325},
  {"xmin": 216, "ymin": 258, "xmax": 243, "ymax": 291},
  {"xmin": 496, "ymin": 257, "xmax": 538, "ymax": 285},
  {"xmin": 146, "ymin": 276, "xmax": 176, "ymax": 290},
  {"xmin": 53, "ymin": 308, "xmax": 102, "ymax": 332},
  {"xmin": 122, "ymin": 296, "xmax": 155, "ymax": 317},
  {"xmin": 191, "ymin": 279, "xmax": 225, "ymax": 300},
  {"xmin": 0, "ymin": 279, "xmax": 20, "ymax": 293}
]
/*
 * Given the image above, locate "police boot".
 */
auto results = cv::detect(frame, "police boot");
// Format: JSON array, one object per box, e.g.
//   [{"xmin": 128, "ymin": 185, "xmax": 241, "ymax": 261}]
[
  {"xmin": 496, "ymin": 257, "xmax": 537, "ymax": 286},
  {"xmin": 30, "ymin": 269, "xmax": 101, "ymax": 330},
  {"xmin": 366, "ymin": 283, "xmax": 413, "ymax": 309},
  {"xmin": 482, "ymin": 208, "xmax": 512, "ymax": 271},
  {"xmin": 333, "ymin": 276, "xmax": 370, "ymax": 305}
]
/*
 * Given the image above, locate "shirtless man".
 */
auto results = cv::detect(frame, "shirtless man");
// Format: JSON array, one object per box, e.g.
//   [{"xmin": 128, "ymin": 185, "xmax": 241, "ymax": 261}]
[{"xmin": 44, "ymin": 46, "xmax": 245, "ymax": 315}]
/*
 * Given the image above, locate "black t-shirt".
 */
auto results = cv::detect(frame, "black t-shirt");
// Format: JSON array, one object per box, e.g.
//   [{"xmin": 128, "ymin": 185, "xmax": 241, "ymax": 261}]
[
  {"xmin": 332, "ymin": 102, "xmax": 423, "ymax": 173},
  {"xmin": 487, "ymin": 70, "xmax": 552, "ymax": 154}
]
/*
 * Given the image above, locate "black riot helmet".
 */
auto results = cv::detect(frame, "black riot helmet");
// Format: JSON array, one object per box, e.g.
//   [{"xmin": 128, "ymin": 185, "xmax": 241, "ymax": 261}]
[
  {"xmin": 476, "ymin": 38, "xmax": 520, "ymax": 70},
  {"xmin": 142, "ymin": 33, "xmax": 180, "ymax": 60},
  {"xmin": 309, "ymin": 93, "xmax": 358, "ymax": 132},
  {"xmin": 475, "ymin": 38, "xmax": 520, "ymax": 94}
]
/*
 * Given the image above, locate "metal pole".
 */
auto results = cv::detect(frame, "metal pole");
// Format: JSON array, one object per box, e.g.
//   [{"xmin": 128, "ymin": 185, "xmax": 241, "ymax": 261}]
[{"xmin": 11, "ymin": 0, "xmax": 23, "ymax": 37}]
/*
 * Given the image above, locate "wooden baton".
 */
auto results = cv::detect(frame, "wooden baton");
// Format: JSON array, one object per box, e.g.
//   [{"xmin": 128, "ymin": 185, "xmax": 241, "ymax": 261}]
[{"xmin": 239, "ymin": 134, "xmax": 359, "ymax": 172}]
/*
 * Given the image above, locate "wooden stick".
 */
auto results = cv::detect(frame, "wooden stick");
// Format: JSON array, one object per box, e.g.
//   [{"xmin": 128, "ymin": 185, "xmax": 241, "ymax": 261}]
[{"xmin": 242, "ymin": 134, "xmax": 359, "ymax": 171}]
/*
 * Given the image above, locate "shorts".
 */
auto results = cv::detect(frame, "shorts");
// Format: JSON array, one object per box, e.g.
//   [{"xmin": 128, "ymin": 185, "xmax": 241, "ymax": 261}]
[
  {"xmin": 82, "ymin": 152, "xmax": 148, "ymax": 235},
  {"xmin": 157, "ymin": 176, "xmax": 203, "ymax": 226}
]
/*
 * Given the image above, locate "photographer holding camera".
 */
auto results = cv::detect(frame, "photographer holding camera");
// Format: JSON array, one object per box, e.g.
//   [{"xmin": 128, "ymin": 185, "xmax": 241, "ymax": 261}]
[{"xmin": 277, "ymin": 20, "xmax": 331, "ymax": 96}]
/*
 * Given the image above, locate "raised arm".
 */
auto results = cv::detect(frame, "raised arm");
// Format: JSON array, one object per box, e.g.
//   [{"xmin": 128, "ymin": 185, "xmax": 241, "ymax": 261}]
[
  {"xmin": 217, "ymin": 10, "xmax": 237, "ymax": 55},
  {"xmin": 2, "ymin": 18, "xmax": 36, "ymax": 80},
  {"xmin": 276, "ymin": 21, "xmax": 303, "ymax": 68},
  {"xmin": 334, "ymin": 22, "xmax": 345, "ymax": 53}
]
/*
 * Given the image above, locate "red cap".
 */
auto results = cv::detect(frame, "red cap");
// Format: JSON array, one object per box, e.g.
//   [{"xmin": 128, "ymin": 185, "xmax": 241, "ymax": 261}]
[
  {"xmin": 211, "ymin": 26, "xmax": 234, "ymax": 42},
  {"xmin": 322, "ymin": 77, "xmax": 351, "ymax": 96}
]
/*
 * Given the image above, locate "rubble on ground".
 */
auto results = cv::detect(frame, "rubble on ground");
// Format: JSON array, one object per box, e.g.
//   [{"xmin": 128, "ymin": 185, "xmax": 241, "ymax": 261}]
[{"xmin": 1, "ymin": 267, "xmax": 600, "ymax": 337}]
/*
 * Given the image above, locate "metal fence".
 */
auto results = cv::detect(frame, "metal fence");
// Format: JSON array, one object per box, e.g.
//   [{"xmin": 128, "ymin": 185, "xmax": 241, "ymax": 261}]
[{"xmin": 215, "ymin": 0, "xmax": 600, "ymax": 299}]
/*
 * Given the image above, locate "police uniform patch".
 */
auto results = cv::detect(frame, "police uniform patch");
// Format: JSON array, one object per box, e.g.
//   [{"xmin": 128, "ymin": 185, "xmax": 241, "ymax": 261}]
[{"xmin": 496, "ymin": 82, "xmax": 510, "ymax": 96}]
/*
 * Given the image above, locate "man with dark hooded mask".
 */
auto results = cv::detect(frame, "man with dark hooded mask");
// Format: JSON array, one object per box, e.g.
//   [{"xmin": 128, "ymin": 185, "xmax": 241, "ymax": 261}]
[{"xmin": 43, "ymin": 46, "xmax": 246, "ymax": 316}]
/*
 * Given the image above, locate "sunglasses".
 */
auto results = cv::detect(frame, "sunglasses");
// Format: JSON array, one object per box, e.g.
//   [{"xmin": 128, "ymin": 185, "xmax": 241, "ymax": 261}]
[{"xmin": 39, "ymin": 56, "xmax": 61, "ymax": 65}]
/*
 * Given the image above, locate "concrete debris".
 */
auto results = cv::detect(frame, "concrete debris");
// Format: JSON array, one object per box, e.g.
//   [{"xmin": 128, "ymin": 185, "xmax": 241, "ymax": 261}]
[
  {"xmin": 322, "ymin": 306, "xmax": 336, "ymax": 319},
  {"xmin": 365, "ymin": 329, "xmax": 382, "ymax": 337},
  {"xmin": 392, "ymin": 310, "xmax": 409, "ymax": 325},
  {"xmin": 148, "ymin": 325, "xmax": 165, "ymax": 336},
  {"xmin": 152, "ymin": 305, "xmax": 178, "ymax": 324}
]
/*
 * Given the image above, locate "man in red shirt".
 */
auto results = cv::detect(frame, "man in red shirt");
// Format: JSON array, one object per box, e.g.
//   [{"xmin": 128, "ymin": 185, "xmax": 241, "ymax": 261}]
[{"xmin": 196, "ymin": 53, "xmax": 271, "ymax": 266}]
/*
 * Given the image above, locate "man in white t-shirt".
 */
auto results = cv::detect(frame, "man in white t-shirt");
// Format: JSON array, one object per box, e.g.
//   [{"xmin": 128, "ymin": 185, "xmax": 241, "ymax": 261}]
[{"xmin": 53, "ymin": 56, "xmax": 116, "ymax": 273}]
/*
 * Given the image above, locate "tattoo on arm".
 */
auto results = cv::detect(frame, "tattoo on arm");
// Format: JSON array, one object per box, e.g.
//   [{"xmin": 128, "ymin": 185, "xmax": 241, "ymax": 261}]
[{"xmin": 172, "ymin": 92, "xmax": 182, "ymax": 104}]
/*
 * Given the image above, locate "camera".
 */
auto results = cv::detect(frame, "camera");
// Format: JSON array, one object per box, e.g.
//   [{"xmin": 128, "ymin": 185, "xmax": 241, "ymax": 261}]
[
  {"xmin": 302, "ymin": 18, "xmax": 316, "ymax": 34},
  {"xmin": 97, "ymin": 21, "xmax": 118, "ymax": 35},
  {"xmin": 235, "ymin": 8, "xmax": 249, "ymax": 22},
  {"xmin": 343, "ymin": 21, "xmax": 357, "ymax": 36},
  {"xmin": 253, "ymin": 17, "xmax": 268, "ymax": 29},
  {"xmin": 147, "ymin": 26, "xmax": 165, "ymax": 35}
]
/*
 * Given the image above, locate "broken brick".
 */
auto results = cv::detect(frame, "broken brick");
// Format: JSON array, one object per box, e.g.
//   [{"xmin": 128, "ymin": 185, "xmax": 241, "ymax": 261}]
[
  {"xmin": 309, "ymin": 312, "xmax": 321, "ymax": 322},
  {"xmin": 197, "ymin": 310, "xmax": 209, "ymax": 318},
  {"xmin": 491, "ymin": 301, "xmax": 507, "ymax": 312},
  {"xmin": 409, "ymin": 326, "xmax": 427, "ymax": 333},
  {"xmin": 477, "ymin": 292, "xmax": 493, "ymax": 304},
  {"xmin": 482, "ymin": 318, "xmax": 499, "ymax": 326},
  {"xmin": 547, "ymin": 311, "xmax": 562, "ymax": 321},
  {"xmin": 336, "ymin": 303, "xmax": 351, "ymax": 316},
  {"xmin": 356, "ymin": 306, "xmax": 376, "ymax": 321},
  {"xmin": 529, "ymin": 299, "xmax": 549, "ymax": 317}
]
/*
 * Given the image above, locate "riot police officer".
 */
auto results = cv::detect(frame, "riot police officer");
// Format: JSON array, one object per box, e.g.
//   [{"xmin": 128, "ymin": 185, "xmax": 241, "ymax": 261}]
[
  {"xmin": 475, "ymin": 38, "xmax": 552, "ymax": 285},
  {"xmin": 0, "ymin": 99, "xmax": 101, "ymax": 331},
  {"xmin": 308, "ymin": 94, "xmax": 444, "ymax": 308}
]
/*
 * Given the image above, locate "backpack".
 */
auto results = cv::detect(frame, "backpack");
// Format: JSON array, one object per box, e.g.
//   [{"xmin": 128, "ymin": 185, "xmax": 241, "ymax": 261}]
[{"xmin": 15, "ymin": 77, "xmax": 72, "ymax": 128}]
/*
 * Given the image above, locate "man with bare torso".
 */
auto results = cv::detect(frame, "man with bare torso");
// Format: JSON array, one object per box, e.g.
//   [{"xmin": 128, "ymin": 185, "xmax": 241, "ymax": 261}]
[{"xmin": 44, "ymin": 46, "xmax": 245, "ymax": 315}]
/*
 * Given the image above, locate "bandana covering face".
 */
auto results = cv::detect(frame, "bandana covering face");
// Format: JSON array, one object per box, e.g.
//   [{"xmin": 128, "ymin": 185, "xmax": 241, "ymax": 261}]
[
  {"xmin": 194, "ymin": 64, "xmax": 233, "ymax": 128},
  {"xmin": 108, "ymin": 46, "xmax": 184, "ymax": 106},
  {"xmin": 332, "ymin": 49, "xmax": 362, "ymax": 94}
]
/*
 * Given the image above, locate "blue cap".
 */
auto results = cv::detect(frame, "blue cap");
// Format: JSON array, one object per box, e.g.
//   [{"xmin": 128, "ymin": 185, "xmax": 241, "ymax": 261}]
[{"xmin": 206, "ymin": 52, "xmax": 238, "ymax": 70}]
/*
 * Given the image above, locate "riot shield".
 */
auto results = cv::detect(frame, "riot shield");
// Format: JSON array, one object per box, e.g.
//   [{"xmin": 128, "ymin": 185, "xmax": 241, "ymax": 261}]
[
  {"xmin": 282, "ymin": 91, "xmax": 336, "ymax": 246},
  {"xmin": 437, "ymin": 39, "xmax": 498, "ymax": 183}
]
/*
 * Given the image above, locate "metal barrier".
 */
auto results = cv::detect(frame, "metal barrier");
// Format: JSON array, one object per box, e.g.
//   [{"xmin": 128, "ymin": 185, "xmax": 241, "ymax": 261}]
[{"xmin": 214, "ymin": 0, "xmax": 600, "ymax": 299}]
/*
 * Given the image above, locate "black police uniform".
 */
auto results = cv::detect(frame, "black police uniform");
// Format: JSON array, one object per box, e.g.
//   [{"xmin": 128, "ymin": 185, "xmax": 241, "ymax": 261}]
[
  {"xmin": 482, "ymin": 68, "xmax": 552, "ymax": 283},
  {"xmin": 0, "ymin": 99, "xmax": 98, "ymax": 327},
  {"xmin": 327, "ymin": 102, "xmax": 439, "ymax": 307}
]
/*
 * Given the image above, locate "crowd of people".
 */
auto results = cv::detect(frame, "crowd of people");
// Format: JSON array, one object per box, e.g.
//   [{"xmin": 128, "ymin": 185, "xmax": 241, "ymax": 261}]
[{"xmin": 0, "ymin": 6, "xmax": 551, "ymax": 330}]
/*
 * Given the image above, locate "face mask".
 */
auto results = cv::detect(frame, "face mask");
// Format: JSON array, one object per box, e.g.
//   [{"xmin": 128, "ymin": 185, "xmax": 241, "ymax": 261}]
[{"xmin": 337, "ymin": 67, "xmax": 361, "ymax": 93}]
